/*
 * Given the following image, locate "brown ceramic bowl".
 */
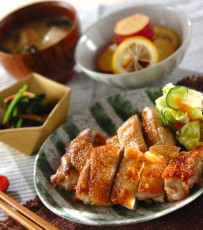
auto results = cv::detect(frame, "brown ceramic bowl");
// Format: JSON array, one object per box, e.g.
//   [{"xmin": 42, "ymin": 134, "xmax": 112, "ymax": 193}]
[{"xmin": 0, "ymin": 1, "xmax": 80, "ymax": 83}]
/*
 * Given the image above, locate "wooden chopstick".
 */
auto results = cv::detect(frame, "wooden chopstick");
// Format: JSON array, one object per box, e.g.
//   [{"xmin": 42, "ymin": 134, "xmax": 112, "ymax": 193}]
[
  {"xmin": 0, "ymin": 200, "xmax": 43, "ymax": 230},
  {"xmin": 0, "ymin": 190, "xmax": 59, "ymax": 230}
]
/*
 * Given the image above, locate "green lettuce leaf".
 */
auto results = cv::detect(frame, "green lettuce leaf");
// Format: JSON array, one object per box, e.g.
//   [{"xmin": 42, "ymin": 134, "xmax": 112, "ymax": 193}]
[{"xmin": 176, "ymin": 121, "xmax": 200, "ymax": 150}]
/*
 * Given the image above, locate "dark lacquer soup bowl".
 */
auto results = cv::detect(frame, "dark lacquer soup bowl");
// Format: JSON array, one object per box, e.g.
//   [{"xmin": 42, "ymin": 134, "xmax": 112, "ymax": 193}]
[{"xmin": 0, "ymin": 1, "xmax": 80, "ymax": 83}]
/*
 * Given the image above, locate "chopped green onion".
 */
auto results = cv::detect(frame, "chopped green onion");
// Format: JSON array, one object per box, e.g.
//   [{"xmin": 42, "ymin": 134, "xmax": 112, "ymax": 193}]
[
  {"xmin": 12, "ymin": 107, "xmax": 18, "ymax": 117},
  {"xmin": 16, "ymin": 118, "xmax": 23, "ymax": 128},
  {"xmin": 2, "ymin": 84, "xmax": 28, "ymax": 124}
]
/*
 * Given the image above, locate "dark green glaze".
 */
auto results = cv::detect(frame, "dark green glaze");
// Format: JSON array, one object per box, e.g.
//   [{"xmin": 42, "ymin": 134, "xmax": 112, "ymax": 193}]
[
  {"xmin": 107, "ymin": 94, "xmax": 142, "ymax": 121},
  {"xmin": 36, "ymin": 150, "xmax": 55, "ymax": 178},
  {"xmin": 145, "ymin": 87, "xmax": 162, "ymax": 104},
  {"xmin": 50, "ymin": 133, "xmax": 66, "ymax": 157},
  {"xmin": 36, "ymin": 180, "xmax": 85, "ymax": 223},
  {"xmin": 141, "ymin": 201, "xmax": 166, "ymax": 212},
  {"xmin": 90, "ymin": 102, "xmax": 116, "ymax": 136},
  {"xmin": 112, "ymin": 205, "xmax": 144, "ymax": 218},
  {"xmin": 36, "ymin": 180, "xmax": 63, "ymax": 211},
  {"xmin": 62, "ymin": 119, "xmax": 80, "ymax": 140}
]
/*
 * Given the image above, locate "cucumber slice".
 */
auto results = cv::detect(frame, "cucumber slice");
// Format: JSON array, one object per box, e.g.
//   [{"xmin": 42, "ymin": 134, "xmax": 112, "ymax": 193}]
[
  {"xmin": 170, "ymin": 109, "xmax": 189, "ymax": 123},
  {"xmin": 161, "ymin": 108, "xmax": 169, "ymax": 126},
  {"xmin": 166, "ymin": 86, "xmax": 188, "ymax": 110},
  {"xmin": 161, "ymin": 107, "xmax": 189, "ymax": 127},
  {"xmin": 161, "ymin": 107, "xmax": 177, "ymax": 125}
]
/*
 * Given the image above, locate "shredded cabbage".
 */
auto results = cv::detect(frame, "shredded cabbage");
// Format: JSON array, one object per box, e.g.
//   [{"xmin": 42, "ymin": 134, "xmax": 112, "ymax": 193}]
[
  {"xmin": 176, "ymin": 121, "xmax": 200, "ymax": 150},
  {"xmin": 162, "ymin": 83, "xmax": 175, "ymax": 95},
  {"xmin": 155, "ymin": 83, "xmax": 203, "ymax": 150}
]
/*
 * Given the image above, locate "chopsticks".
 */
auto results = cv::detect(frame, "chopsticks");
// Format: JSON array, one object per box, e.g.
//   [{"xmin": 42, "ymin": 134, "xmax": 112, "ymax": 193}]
[{"xmin": 0, "ymin": 190, "xmax": 59, "ymax": 230}]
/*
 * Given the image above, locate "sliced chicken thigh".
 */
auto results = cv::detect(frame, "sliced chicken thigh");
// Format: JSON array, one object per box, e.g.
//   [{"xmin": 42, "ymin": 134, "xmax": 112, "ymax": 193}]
[
  {"xmin": 142, "ymin": 107, "xmax": 176, "ymax": 147},
  {"xmin": 111, "ymin": 147, "xmax": 145, "ymax": 209},
  {"xmin": 117, "ymin": 114, "xmax": 148, "ymax": 152},
  {"xmin": 50, "ymin": 129, "xmax": 106, "ymax": 190},
  {"xmin": 136, "ymin": 145, "xmax": 180, "ymax": 202},
  {"xmin": 89, "ymin": 144, "xmax": 124, "ymax": 206}
]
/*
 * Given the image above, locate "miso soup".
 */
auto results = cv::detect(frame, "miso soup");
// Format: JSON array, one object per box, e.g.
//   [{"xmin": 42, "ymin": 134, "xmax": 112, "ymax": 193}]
[{"xmin": 2, "ymin": 16, "xmax": 73, "ymax": 54}]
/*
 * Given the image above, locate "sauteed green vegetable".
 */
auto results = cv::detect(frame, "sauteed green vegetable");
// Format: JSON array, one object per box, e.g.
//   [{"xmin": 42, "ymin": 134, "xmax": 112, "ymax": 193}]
[{"xmin": 1, "ymin": 84, "xmax": 55, "ymax": 129}]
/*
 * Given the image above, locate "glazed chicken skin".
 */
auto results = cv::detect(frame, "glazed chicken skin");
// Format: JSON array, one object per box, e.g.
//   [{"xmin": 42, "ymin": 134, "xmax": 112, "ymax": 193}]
[
  {"xmin": 51, "ymin": 106, "xmax": 203, "ymax": 210},
  {"xmin": 111, "ymin": 147, "xmax": 145, "ymax": 209},
  {"xmin": 74, "ymin": 159, "xmax": 91, "ymax": 204},
  {"xmin": 162, "ymin": 151, "xmax": 189, "ymax": 201},
  {"xmin": 136, "ymin": 145, "xmax": 180, "ymax": 202},
  {"xmin": 142, "ymin": 107, "xmax": 176, "ymax": 147},
  {"xmin": 117, "ymin": 114, "xmax": 148, "ymax": 152},
  {"xmin": 89, "ymin": 144, "xmax": 124, "ymax": 206},
  {"xmin": 74, "ymin": 115, "xmax": 148, "ymax": 206},
  {"xmin": 50, "ymin": 129, "xmax": 106, "ymax": 191},
  {"xmin": 106, "ymin": 135, "xmax": 121, "ymax": 149},
  {"xmin": 162, "ymin": 146, "xmax": 203, "ymax": 201}
]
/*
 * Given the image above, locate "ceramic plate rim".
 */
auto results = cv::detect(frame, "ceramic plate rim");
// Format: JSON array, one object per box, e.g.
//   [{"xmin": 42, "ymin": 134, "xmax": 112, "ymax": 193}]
[{"xmin": 33, "ymin": 87, "xmax": 203, "ymax": 226}]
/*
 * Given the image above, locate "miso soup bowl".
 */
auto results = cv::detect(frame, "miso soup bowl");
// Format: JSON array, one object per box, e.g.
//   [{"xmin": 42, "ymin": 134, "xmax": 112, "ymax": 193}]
[
  {"xmin": 75, "ymin": 4, "xmax": 191, "ymax": 89},
  {"xmin": 0, "ymin": 1, "xmax": 80, "ymax": 83}
]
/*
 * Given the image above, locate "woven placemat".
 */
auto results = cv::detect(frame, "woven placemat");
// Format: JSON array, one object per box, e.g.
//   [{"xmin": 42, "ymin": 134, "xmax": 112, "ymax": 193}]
[{"xmin": 0, "ymin": 194, "xmax": 202, "ymax": 230}]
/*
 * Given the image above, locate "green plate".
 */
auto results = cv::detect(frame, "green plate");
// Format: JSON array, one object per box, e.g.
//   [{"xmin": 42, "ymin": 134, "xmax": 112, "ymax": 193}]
[{"xmin": 34, "ymin": 87, "xmax": 203, "ymax": 226}]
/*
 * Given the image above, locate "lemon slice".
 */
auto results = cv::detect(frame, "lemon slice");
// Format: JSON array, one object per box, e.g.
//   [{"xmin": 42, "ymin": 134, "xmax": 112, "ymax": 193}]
[
  {"xmin": 153, "ymin": 25, "xmax": 180, "ymax": 51},
  {"xmin": 112, "ymin": 36, "xmax": 159, "ymax": 74},
  {"xmin": 97, "ymin": 44, "xmax": 117, "ymax": 72},
  {"xmin": 153, "ymin": 37, "xmax": 174, "ymax": 61}
]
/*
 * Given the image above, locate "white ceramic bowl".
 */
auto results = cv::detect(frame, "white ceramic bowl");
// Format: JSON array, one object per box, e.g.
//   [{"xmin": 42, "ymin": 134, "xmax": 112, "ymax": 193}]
[{"xmin": 75, "ymin": 4, "xmax": 191, "ymax": 89}]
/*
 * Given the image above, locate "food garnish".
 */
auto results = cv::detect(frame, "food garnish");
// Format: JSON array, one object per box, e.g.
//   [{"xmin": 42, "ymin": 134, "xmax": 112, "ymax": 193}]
[
  {"xmin": 0, "ymin": 175, "xmax": 9, "ymax": 192},
  {"xmin": 97, "ymin": 13, "xmax": 180, "ymax": 74},
  {"xmin": 153, "ymin": 37, "xmax": 174, "ymax": 61},
  {"xmin": 97, "ymin": 44, "xmax": 117, "ymax": 73},
  {"xmin": 1, "ymin": 84, "xmax": 55, "ymax": 129},
  {"xmin": 114, "ymin": 13, "xmax": 155, "ymax": 44},
  {"xmin": 112, "ymin": 36, "xmax": 159, "ymax": 74},
  {"xmin": 156, "ymin": 83, "xmax": 203, "ymax": 150},
  {"xmin": 51, "ymin": 105, "xmax": 203, "ymax": 209},
  {"xmin": 153, "ymin": 25, "xmax": 180, "ymax": 51},
  {"xmin": 50, "ymin": 80, "xmax": 203, "ymax": 210}
]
